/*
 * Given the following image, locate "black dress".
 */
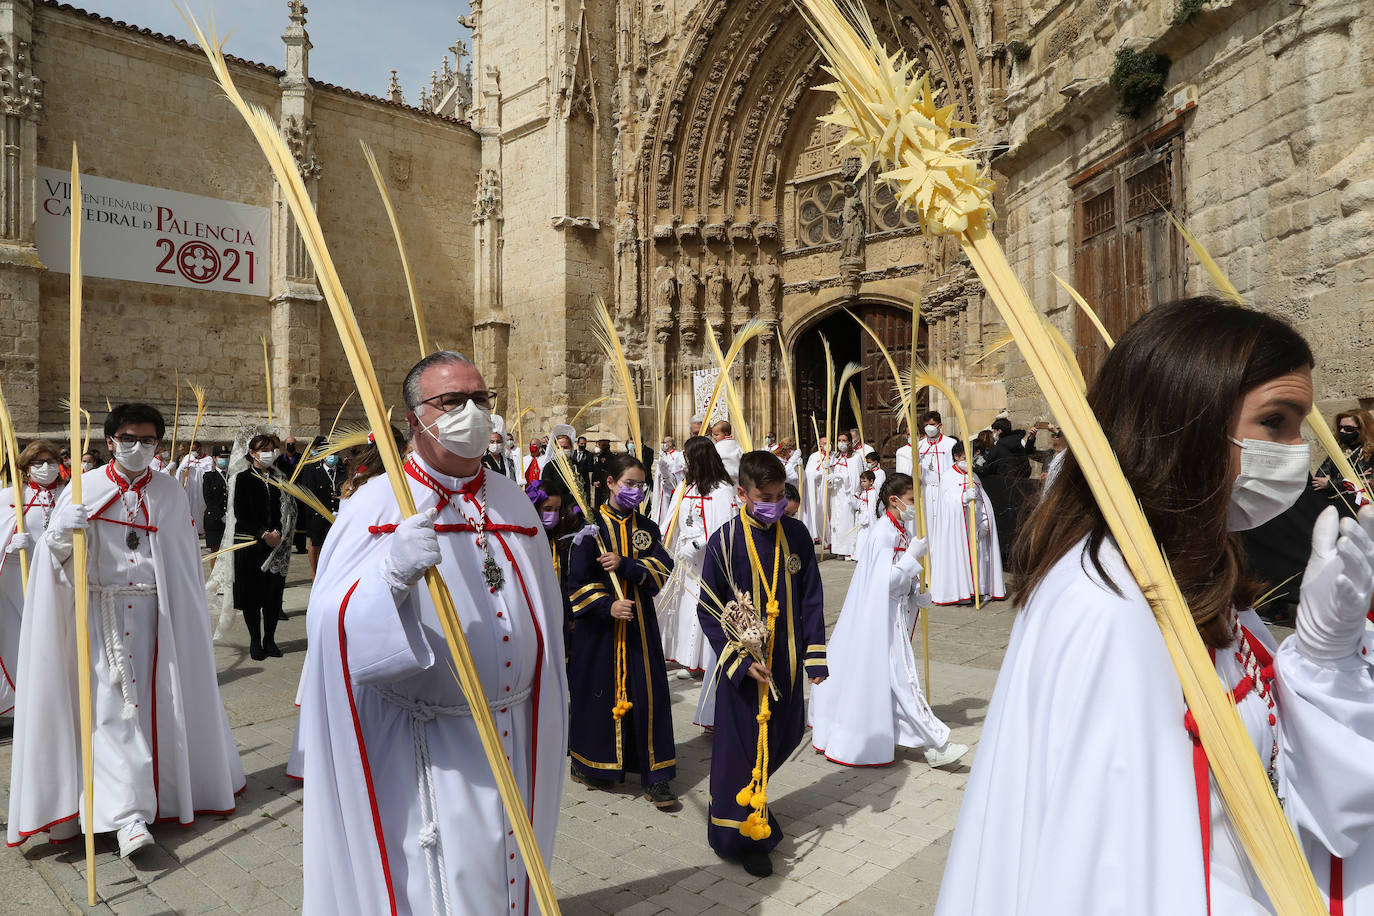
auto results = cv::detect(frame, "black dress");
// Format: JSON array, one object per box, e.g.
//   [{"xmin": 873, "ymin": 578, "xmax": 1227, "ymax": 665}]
[
  {"xmin": 301, "ymin": 462, "xmax": 343, "ymax": 545},
  {"xmin": 233, "ymin": 468, "xmax": 294, "ymax": 653}
]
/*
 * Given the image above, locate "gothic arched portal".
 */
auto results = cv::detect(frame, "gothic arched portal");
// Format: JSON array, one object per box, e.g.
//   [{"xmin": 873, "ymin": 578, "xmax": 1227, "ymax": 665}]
[{"xmin": 789, "ymin": 303, "xmax": 927, "ymax": 458}]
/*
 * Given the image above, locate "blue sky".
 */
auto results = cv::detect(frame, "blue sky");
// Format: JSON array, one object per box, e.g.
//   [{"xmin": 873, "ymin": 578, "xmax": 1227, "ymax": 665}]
[{"xmin": 89, "ymin": 1, "xmax": 471, "ymax": 104}]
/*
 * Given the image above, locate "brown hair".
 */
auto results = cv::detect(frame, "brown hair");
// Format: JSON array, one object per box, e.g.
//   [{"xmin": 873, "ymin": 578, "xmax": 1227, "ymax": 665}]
[
  {"xmin": 18, "ymin": 439, "xmax": 61, "ymax": 474},
  {"xmin": 1332, "ymin": 409, "xmax": 1374, "ymax": 463},
  {"xmin": 1011, "ymin": 297, "xmax": 1314, "ymax": 649},
  {"xmin": 341, "ymin": 425, "xmax": 408, "ymax": 499}
]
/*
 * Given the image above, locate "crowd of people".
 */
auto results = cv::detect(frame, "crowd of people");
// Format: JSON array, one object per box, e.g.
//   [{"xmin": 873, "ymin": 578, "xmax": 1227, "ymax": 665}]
[{"xmin": 0, "ymin": 297, "xmax": 1372, "ymax": 912}]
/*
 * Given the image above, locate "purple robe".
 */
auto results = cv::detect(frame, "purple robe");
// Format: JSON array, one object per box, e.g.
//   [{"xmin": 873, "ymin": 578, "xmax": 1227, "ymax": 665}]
[
  {"xmin": 566, "ymin": 505, "xmax": 677, "ymax": 785},
  {"xmin": 696, "ymin": 513, "xmax": 827, "ymax": 856}
]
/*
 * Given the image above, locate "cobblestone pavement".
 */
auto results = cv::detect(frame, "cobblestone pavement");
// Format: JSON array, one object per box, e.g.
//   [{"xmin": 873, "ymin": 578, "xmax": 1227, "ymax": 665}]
[{"xmin": 0, "ymin": 552, "xmax": 1016, "ymax": 915}]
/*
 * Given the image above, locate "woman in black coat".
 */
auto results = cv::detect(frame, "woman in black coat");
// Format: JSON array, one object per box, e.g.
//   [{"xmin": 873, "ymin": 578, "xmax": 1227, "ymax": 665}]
[{"xmin": 233, "ymin": 434, "xmax": 297, "ymax": 660}]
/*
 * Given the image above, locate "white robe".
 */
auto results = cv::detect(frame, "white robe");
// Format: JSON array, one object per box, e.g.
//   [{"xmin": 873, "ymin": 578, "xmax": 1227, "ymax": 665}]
[
  {"xmin": 895, "ymin": 443, "xmax": 913, "ymax": 477},
  {"xmin": 0, "ymin": 481, "xmax": 63, "ymax": 716},
  {"xmin": 937, "ymin": 537, "xmax": 1374, "ymax": 915},
  {"xmin": 810, "ymin": 513, "xmax": 950, "ymax": 765},
  {"xmin": 851, "ymin": 486, "xmax": 879, "ymax": 559},
  {"xmin": 783, "ymin": 450, "xmax": 802, "ymax": 487},
  {"xmin": 296, "ymin": 455, "xmax": 567, "ymax": 916},
  {"xmin": 802, "ymin": 451, "xmax": 828, "ymax": 543},
  {"xmin": 652, "ymin": 449, "xmax": 686, "ymax": 528},
  {"xmin": 929, "ymin": 466, "xmax": 1004, "ymax": 606},
  {"xmin": 714, "ymin": 437, "xmax": 743, "ymax": 483},
  {"xmin": 917, "ymin": 435, "xmax": 957, "ymax": 540},
  {"xmin": 7, "ymin": 466, "xmax": 243, "ymax": 844},
  {"xmin": 657, "ymin": 481, "xmax": 737, "ymax": 728},
  {"xmin": 176, "ymin": 454, "xmax": 210, "ymax": 532},
  {"xmin": 826, "ymin": 452, "xmax": 863, "ymax": 558}
]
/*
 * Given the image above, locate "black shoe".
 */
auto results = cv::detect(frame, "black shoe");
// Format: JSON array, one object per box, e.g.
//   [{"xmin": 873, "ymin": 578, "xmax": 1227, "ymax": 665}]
[
  {"xmin": 249, "ymin": 642, "xmax": 266, "ymax": 661},
  {"xmin": 263, "ymin": 641, "xmax": 283, "ymax": 658},
  {"xmin": 643, "ymin": 782, "xmax": 679, "ymax": 809},
  {"xmin": 740, "ymin": 850, "xmax": 773, "ymax": 878},
  {"xmin": 570, "ymin": 765, "xmax": 613, "ymax": 791}
]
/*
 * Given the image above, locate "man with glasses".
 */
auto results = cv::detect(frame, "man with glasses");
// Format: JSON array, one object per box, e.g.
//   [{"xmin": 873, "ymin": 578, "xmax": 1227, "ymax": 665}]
[
  {"xmin": 7, "ymin": 404, "xmax": 244, "ymax": 859},
  {"xmin": 296, "ymin": 351, "xmax": 567, "ymax": 915}
]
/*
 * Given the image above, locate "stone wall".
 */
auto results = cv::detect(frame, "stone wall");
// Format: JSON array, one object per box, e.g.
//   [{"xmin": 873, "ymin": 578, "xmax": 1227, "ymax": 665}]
[
  {"xmin": 14, "ymin": 3, "xmax": 477, "ymax": 443},
  {"xmin": 995, "ymin": 0, "xmax": 1374, "ymax": 423}
]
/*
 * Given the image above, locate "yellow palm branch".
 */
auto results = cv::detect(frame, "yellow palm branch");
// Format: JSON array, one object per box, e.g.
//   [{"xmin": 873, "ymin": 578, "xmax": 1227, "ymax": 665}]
[
  {"xmin": 360, "ymin": 140, "xmax": 427, "ymax": 357},
  {"xmin": 698, "ymin": 319, "xmax": 769, "ymax": 446}
]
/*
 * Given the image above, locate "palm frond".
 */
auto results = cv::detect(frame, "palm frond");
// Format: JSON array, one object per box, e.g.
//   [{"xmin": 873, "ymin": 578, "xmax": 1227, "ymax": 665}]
[
  {"xmin": 1053, "ymin": 273, "xmax": 1114, "ymax": 348},
  {"xmin": 263, "ymin": 473, "xmax": 335, "ymax": 523},
  {"xmin": 361, "ymin": 140, "xmax": 427, "ymax": 356},
  {"xmin": 591, "ymin": 297, "xmax": 643, "ymax": 449},
  {"xmin": 698, "ymin": 319, "xmax": 769, "ymax": 445}
]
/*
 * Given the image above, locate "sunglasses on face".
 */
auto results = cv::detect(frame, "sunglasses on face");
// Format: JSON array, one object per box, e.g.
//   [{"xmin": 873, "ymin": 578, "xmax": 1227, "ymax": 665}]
[
  {"xmin": 418, "ymin": 390, "xmax": 498, "ymax": 412},
  {"xmin": 1340, "ymin": 425, "xmax": 1359, "ymax": 433}
]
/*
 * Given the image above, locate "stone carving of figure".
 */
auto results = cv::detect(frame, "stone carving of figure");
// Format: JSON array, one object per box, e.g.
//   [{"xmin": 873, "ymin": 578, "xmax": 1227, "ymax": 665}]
[
  {"xmin": 705, "ymin": 260, "xmax": 727, "ymax": 332},
  {"xmin": 757, "ymin": 261, "xmax": 780, "ymax": 321},
  {"xmin": 710, "ymin": 148, "xmax": 727, "ymax": 190},
  {"xmin": 658, "ymin": 149, "xmax": 674, "ymax": 185},
  {"xmin": 615, "ymin": 210, "xmax": 639, "ymax": 319},
  {"xmin": 677, "ymin": 258, "xmax": 701, "ymax": 345},
  {"xmin": 730, "ymin": 261, "xmax": 754, "ymax": 326},
  {"xmin": 840, "ymin": 182, "xmax": 866, "ymax": 263},
  {"xmin": 652, "ymin": 264, "xmax": 676, "ymax": 332}
]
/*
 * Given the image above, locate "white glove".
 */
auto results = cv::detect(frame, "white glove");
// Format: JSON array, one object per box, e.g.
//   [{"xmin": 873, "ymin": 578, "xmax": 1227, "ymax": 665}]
[
  {"xmin": 379, "ymin": 508, "xmax": 441, "ymax": 598},
  {"xmin": 571, "ymin": 524, "xmax": 601, "ymax": 548},
  {"xmin": 962, "ymin": 489, "xmax": 977, "ymax": 504},
  {"xmin": 1294, "ymin": 506, "xmax": 1374, "ymax": 662},
  {"xmin": 5, "ymin": 531, "xmax": 32, "ymax": 553},
  {"xmin": 675, "ymin": 534, "xmax": 705, "ymax": 560},
  {"xmin": 46, "ymin": 502, "xmax": 89, "ymax": 554}
]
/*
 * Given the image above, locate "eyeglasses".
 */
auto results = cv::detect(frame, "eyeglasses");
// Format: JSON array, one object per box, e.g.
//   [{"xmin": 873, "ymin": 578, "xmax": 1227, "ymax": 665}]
[
  {"xmin": 1050, "ymin": 430, "xmax": 1063, "ymax": 439},
  {"xmin": 1339, "ymin": 425, "xmax": 1359, "ymax": 432},
  {"xmin": 417, "ymin": 390, "xmax": 498, "ymax": 413},
  {"xmin": 112, "ymin": 435, "xmax": 159, "ymax": 447}
]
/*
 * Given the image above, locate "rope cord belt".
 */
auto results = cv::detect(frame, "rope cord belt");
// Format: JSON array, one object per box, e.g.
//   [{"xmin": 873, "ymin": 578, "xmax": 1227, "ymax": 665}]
[
  {"xmin": 92, "ymin": 583, "xmax": 157, "ymax": 721},
  {"xmin": 372, "ymin": 683, "xmax": 534, "ymax": 916}
]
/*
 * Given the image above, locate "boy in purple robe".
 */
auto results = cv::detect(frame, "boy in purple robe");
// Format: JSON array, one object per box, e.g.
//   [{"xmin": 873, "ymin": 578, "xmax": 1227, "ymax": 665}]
[{"xmin": 696, "ymin": 450, "xmax": 828, "ymax": 878}]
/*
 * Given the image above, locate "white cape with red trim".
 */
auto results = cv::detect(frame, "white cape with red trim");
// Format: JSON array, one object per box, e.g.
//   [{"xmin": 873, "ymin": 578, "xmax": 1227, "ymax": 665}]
[
  {"xmin": 296, "ymin": 460, "xmax": 567, "ymax": 916},
  {"xmin": 802, "ymin": 451, "xmax": 827, "ymax": 543},
  {"xmin": 810, "ymin": 514, "xmax": 949, "ymax": 766},
  {"xmin": 928, "ymin": 468, "xmax": 1003, "ymax": 606},
  {"xmin": 935, "ymin": 538, "xmax": 1374, "ymax": 914},
  {"xmin": 6, "ymin": 468, "xmax": 244, "ymax": 846},
  {"xmin": 0, "ymin": 485, "xmax": 61, "ymax": 716}
]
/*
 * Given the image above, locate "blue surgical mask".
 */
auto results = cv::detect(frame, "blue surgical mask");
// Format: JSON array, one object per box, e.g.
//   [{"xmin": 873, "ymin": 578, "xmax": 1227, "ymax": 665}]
[{"xmin": 324, "ymin": 455, "xmax": 339, "ymax": 468}]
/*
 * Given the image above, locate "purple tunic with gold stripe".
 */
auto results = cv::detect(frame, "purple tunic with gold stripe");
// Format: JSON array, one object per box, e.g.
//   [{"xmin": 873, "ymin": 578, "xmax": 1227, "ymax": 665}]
[
  {"xmin": 566, "ymin": 505, "xmax": 677, "ymax": 785},
  {"xmin": 696, "ymin": 512, "xmax": 827, "ymax": 856}
]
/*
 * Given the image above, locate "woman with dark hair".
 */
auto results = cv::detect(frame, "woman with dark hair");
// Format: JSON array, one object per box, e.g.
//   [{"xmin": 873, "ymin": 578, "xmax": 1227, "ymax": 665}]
[
  {"xmin": 661, "ymin": 436, "xmax": 738, "ymax": 688},
  {"xmin": 0, "ymin": 438, "xmax": 66, "ymax": 715},
  {"xmin": 936, "ymin": 298, "xmax": 1374, "ymax": 914},
  {"xmin": 811, "ymin": 472, "xmax": 967, "ymax": 769},
  {"xmin": 233, "ymin": 433, "xmax": 297, "ymax": 660},
  {"xmin": 566, "ymin": 452, "xmax": 679, "ymax": 809}
]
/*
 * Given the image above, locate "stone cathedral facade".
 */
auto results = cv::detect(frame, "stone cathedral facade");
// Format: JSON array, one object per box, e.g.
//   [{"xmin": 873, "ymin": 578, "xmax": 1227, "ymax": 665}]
[{"xmin": 0, "ymin": 0, "xmax": 1369, "ymax": 453}]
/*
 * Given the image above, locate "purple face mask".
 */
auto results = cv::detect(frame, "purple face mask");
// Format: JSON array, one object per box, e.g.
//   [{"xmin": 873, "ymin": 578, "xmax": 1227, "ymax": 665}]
[
  {"xmin": 613, "ymin": 485, "xmax": 645, "ymax": 510},
  {"xmin": 750, "ymin": 497, "xmax": 788, "ymax": 525},
  {"xmin": 540, "ymin": 510, "xmax": 560, "ymax": 529}
]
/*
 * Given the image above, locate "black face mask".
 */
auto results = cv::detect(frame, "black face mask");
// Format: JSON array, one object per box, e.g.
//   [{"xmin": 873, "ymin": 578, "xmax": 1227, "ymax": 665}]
[{"xmin": 1339, "ymin": 428, "xmax": 1360, "ymax": 446}]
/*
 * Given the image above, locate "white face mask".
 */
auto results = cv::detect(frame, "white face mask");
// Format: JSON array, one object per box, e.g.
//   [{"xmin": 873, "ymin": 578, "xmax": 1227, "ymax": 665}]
[
  {"xmin": 419, "ymin": 400, "xmax": 494, "ymax": 460},
  {"xmin": 29, "ymin": 461, "xmax": 60, "ymax": 486},
  {"xmin": 81, "ymin": 460, "xmax": 94, "ymax": 472},
  {"xmin": 894, "ymin": 499, "xmax": 916, "ymax": 523},
  {"xmin": 924, "ymin": 425, "xmax": 939, "ymax": 438},
  {"xmin": 956, "ymin": 460, "xmax": 969, "ymax": 472},
  {"xmin": 1227, "ymin": 437, "xmax": 1310, "ymax": 531},
  {"xmin": 488, "ymin": 442, "xmax": 504, "ymax": 455},
  {"xmin": 838, "ymin": 442, "xmax": 850, "ymax": 453},
  {"xmin": 256, "ymin": 449, "xmax": 280, "ymax": 466},
  {"xmin": 114, "ymin": 440, "xmax": 156, "ymax": 473}
]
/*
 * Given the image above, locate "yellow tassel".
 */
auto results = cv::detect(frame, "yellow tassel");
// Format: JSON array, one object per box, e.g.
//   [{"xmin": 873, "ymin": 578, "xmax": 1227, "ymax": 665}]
[
  {"xmin": 750, "ymin": 793, "xmax": 766, "ymax": 810},
  {"xmin": 736, "ymin": 787, "xmax": 754, "ymax": 807}
]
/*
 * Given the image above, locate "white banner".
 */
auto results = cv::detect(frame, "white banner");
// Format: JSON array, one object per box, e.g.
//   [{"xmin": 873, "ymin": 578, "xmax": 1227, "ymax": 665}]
[
  {"xmin": 36, "ymin": 167, "xmax": 270, "ymax": 296},
  {"xmin": 692, "ymin": 368, "xmax": 729, "ymax": 425}
]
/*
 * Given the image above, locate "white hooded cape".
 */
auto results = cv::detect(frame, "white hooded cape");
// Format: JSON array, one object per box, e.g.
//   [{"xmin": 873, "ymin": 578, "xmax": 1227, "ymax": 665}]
[
  {"xmin": 929, "ymin": 466, "xmax": 1004, "ymax": 605},
  {"xmin": 7, "ymin": 468, "xmax": 244, "ymax": 845},
  {"xmin": 652, "ymin": 448, "xmax": 686, "ymax": 528},
  {"xmin": 810, "ymin": 512, "xmax": 949, "ymax": 766},
  {"xmin": 0, "ymin": 482, "xmax": 63, "ymax": 715},
  {"xmin": 936, "ymin": 538, "xmax": 1374, "ymax": 914},
  {"xmin": 714, "ymin": 437, "xmax": 743, "ymax": 483},
  {"xmin": 295, "ymin": 457, "xmax": 567, "ymax": 916},
  {"xmin": 802, "ymin": 450, "xmax": 828, "ymax": 543}
]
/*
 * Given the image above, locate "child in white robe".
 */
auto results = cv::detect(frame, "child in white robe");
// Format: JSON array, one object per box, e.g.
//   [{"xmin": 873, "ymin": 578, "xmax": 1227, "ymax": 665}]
[
  {"xmin": 929, "ymin": 442, "xmax": 1005, "ymax": 606},
  {"xmin": 811, "ymin": 473, "xmax": 969, "ymax": 769},
  {"xmin": 851, "ymin": 470, "xmax": 878, "ymax": 559},
  {"xmin": 826, "ymin": 433, "xmax": 863, "ymax": 559}
]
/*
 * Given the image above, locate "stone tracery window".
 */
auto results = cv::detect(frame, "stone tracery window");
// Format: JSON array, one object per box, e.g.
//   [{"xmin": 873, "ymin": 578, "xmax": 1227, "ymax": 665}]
[
  {"xmin": 796, "ymin": 178, "xmax": 845, "ymax": 246},
  {"xmin": 870, "ymin": 179, "xmax": 921, "ymax": 233}
]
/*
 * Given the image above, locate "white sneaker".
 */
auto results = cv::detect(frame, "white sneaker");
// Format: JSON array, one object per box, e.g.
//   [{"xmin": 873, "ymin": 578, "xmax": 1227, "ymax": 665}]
[
  {"xmin": 674, "ymin": 669, "xmax": 693, "ymax": 680},
  {"xmin": 117, "ymin": 820, "xmax": 154, "ymax": 858},
  {"xmin": 925, "ymin": 742, "xmax": 969, "ymax": 769}
]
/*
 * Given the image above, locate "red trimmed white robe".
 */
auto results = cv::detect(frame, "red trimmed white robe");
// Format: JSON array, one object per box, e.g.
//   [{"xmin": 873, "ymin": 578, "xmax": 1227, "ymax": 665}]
[
  {"xmin": 0, "ymin": 480, "xmax": 64, "ymax": 716},
  {"xmin": 917, "ymin": 434, "xmax": 956, "ymax": 536},
  {"xmin": 937, "ymin": 538, "xmax": 1374, "ymax": 914},
  {"xmin": 296, "ymin": 456, "xmax": 567, "ymax": 916},
  {"xmin": 7, "ymin": 465, "xmax": 243, "ymax": 845},
  {"xmin": 929, "ymin": 465, "xmax": 1004, "ymax": 606}
]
